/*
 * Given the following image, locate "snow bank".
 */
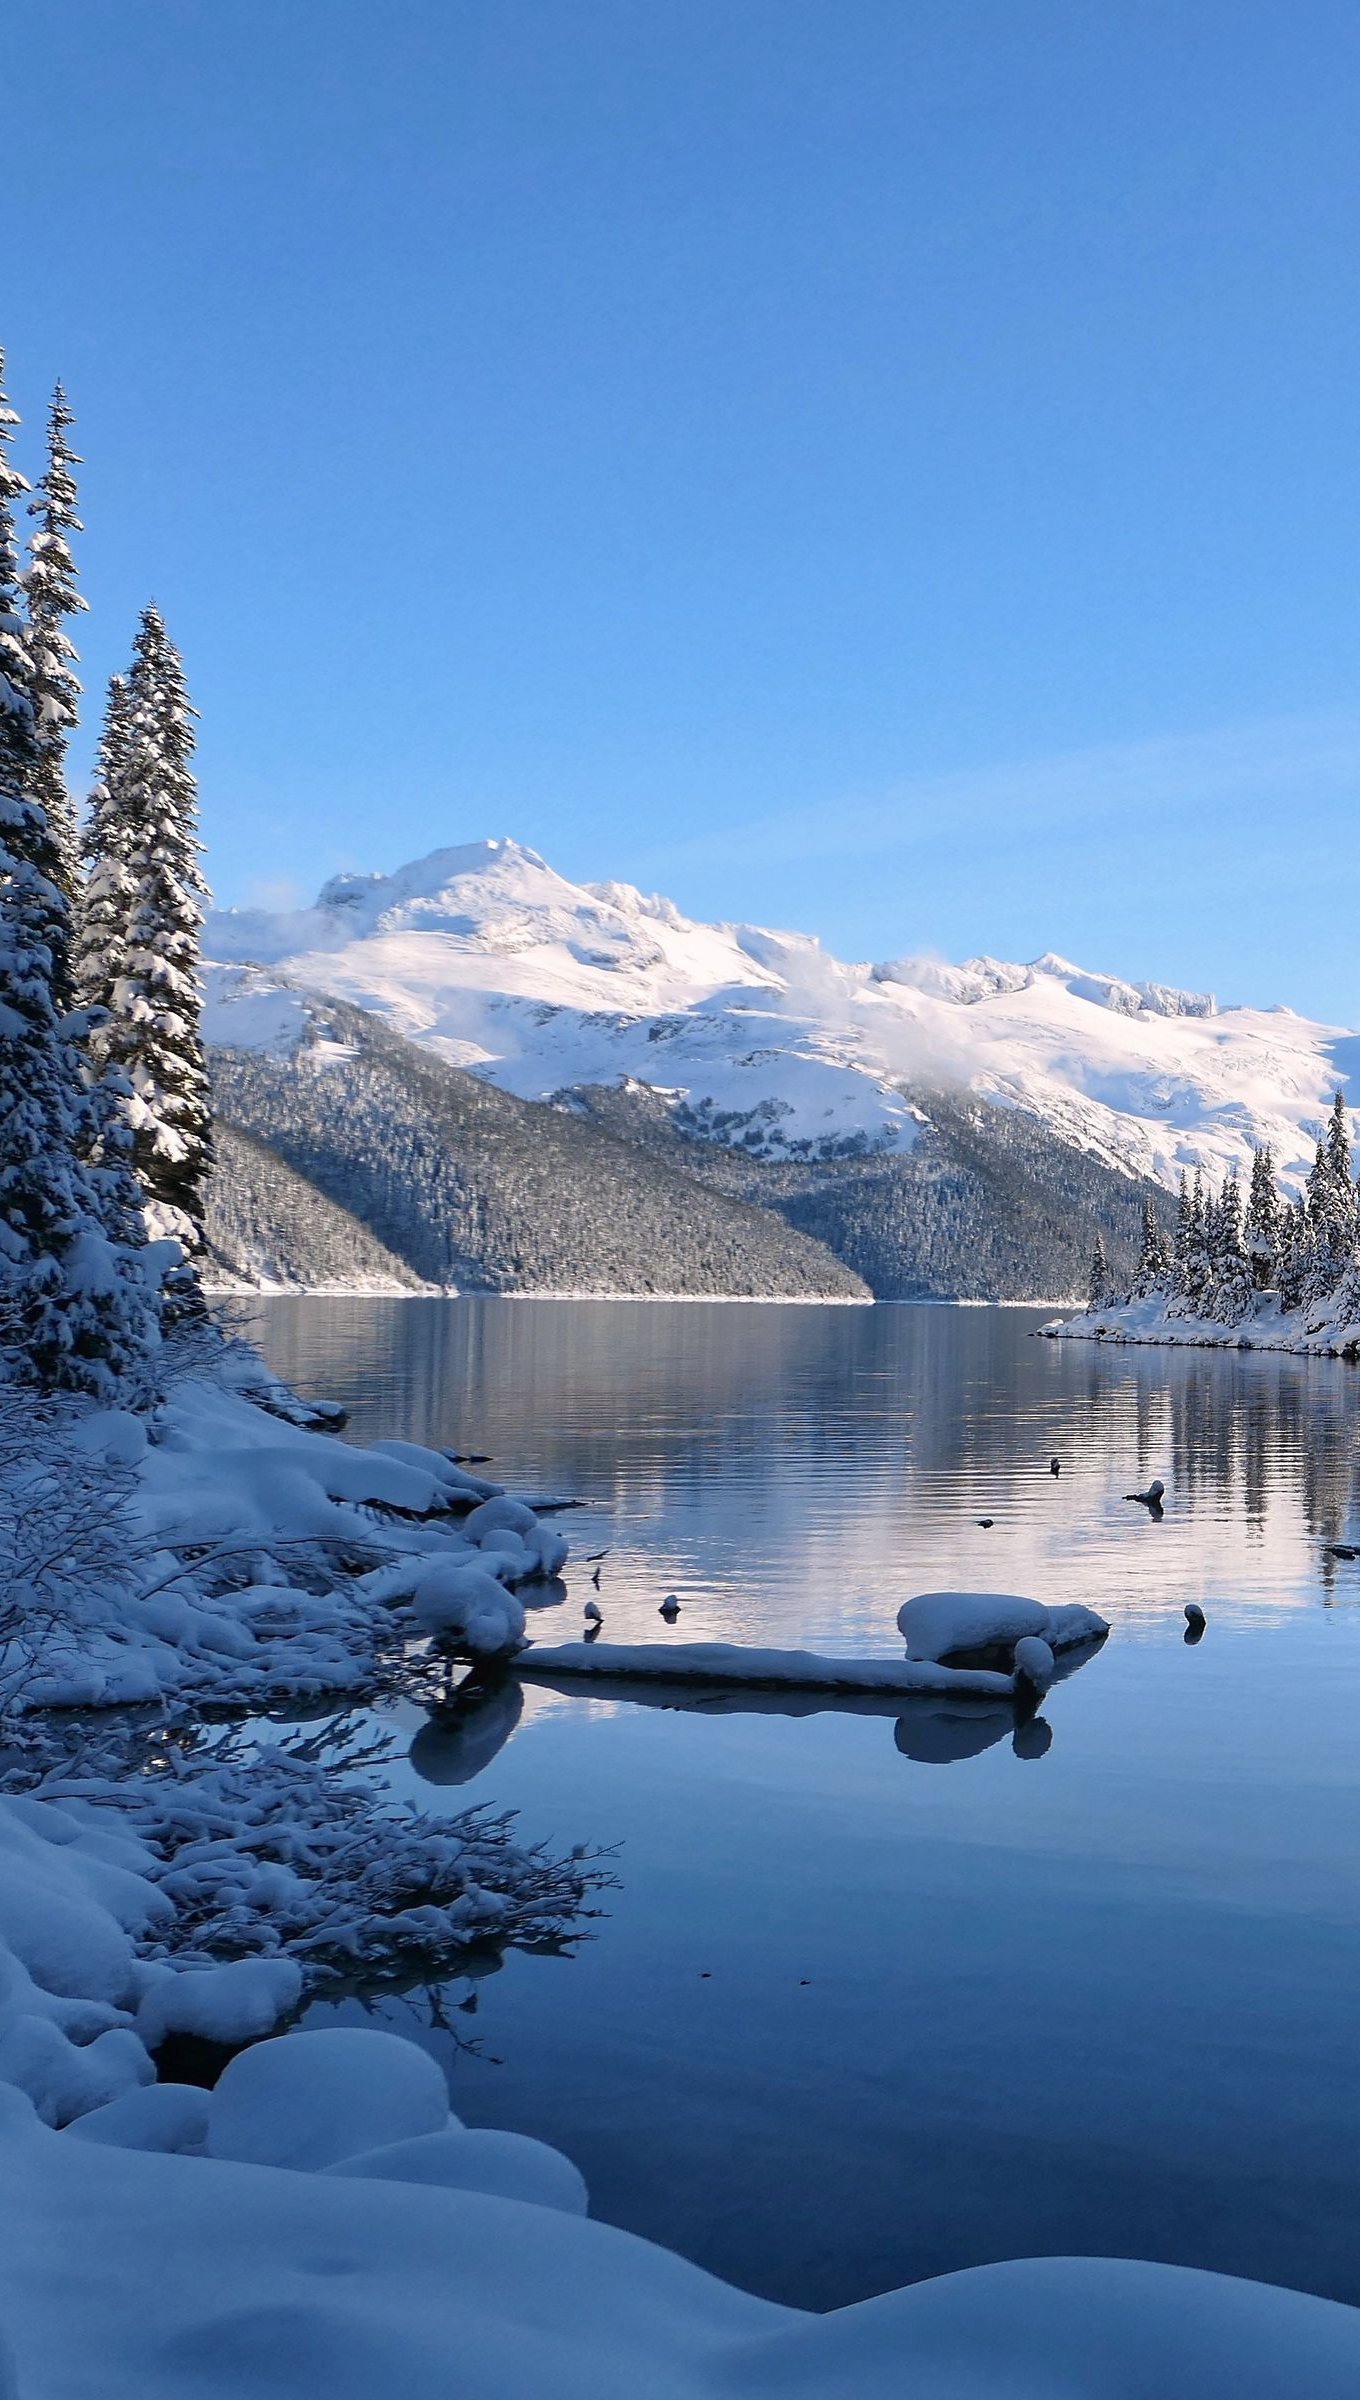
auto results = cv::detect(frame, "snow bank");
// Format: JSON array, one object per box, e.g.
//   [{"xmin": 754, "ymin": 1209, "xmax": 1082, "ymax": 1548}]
[
  {"xmin": 1044, "ymin": 1290, "xmax": 1360, "ymax": 1359},
  {"xmin": 4, "ymin": 1353, "xmax": 568, "ymax": 1712},
  {"xmin": 1, "ymin": 2078, "xmax": 1358, "ymax": 2395}
]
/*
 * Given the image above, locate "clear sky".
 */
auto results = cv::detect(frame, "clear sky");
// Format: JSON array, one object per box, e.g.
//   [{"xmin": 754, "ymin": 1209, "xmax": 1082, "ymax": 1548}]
[{"xmin": 8, "ymin": 2, "xmax": 1360, "ymax": 1017}]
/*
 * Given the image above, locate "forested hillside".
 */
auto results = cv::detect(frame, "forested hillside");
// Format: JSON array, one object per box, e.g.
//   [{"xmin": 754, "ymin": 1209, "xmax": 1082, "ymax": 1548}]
[
  {"xmin": 203, "ymin": 1122, "xmax": 429, "ymax": 1293},
  {"xmin": 208, "ymin": 1001, "xmax": 868, "ymax": 1300},
  {"xmin": 561, "ymin": 1080, "xmax": 1170, "ymax": 1301}
]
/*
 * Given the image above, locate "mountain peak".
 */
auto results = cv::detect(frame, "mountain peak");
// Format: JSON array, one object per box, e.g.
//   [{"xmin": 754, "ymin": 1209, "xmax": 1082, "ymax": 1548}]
[{"xmin": 204, "ymin": 834, "xmax": 1344, "ymax": 1191}]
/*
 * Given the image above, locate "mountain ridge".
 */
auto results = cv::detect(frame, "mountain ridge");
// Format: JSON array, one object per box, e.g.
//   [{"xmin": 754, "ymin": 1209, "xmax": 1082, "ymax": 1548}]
[{"xmin": 205, "ymin": 837, "xmax": 1354, "ymax": 1195}]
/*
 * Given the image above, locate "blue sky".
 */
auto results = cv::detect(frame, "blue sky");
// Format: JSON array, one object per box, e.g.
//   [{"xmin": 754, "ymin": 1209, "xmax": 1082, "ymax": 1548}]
[{"xmin": 8, "ymin": 2, "xmax": 1360, "ymax": 1016}]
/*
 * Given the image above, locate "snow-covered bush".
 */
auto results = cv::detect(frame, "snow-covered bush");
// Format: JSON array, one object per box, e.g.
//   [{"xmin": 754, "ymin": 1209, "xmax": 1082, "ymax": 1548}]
[{"xmin": 0, "ymin": 1395, "xmax": 149, "ymax": 1713}]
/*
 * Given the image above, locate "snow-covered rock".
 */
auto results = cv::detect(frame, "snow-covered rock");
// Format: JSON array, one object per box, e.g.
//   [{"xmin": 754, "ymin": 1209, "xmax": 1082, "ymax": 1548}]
[
  {"xmin": 407, "ymin": 1562, "xmax": 527, "ymax": 1655},
  {"xmin": 134, "ymin": 1958, "xmax": 304, "ymax": 2051},
  {"xmin": 897, "ymin": 1590, "xmax": 1109, "ymax": 1665},
  {"xmin": 204, "ymin": 836, "xmax": 1357, "ymax": 1192}
]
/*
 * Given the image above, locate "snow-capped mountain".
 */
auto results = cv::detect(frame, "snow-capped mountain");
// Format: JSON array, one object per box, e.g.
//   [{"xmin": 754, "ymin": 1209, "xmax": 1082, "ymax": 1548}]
[{"xmin": 204, "ymin": 838, "xmax": 1356, "ymax": 1192}]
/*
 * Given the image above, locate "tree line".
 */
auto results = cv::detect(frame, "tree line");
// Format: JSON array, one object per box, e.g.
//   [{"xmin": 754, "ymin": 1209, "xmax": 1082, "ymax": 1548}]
[
  {"xmin": 1087, "ymin": 1095, "xmax": 1359, "ymax": 1326},
  {"xmin": 0, "ymin": 347, "xmax": 210, "ymax": 1395}
]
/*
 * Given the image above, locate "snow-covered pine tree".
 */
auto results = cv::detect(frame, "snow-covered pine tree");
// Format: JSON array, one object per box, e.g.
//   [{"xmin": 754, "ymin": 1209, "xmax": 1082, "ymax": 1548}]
[
  {"xmin": 1170, "ymin": 1169, "xmax": 1211, "ymax": 1315},
  {"xmin": 1133, "ymin": 1192, "xmax": 1172, "ymax": 1296},
  {"xmin": 73, "ymin": 673, "xmax": 134, "ymax": 1029},
  {"xmin": 69, "ymin": 673, "xmax": 166, "ymax": 1264},
  {"xmin": 1087, "ymin": 1230, "xmax": 1109, "ymax": 1310},
  {"xmin": 1245, "ymin": 1145, "xmax": 1282, "ymax": 1291},
  {"xmin": 1205, "ymin": 1172, "xmax": 1252, "ymax": 1325},
  {"xmin": 1304, "ymin": 1105, "xmax": 1357, "ymax": 1301},
  {"xmin": 23, "ymin": 384, "xmax": 84, "ymax": 930},
  {"xmin": 0, "ymin": 352, "xmax": 157, "ymax": 1394},
  {"xmin": 1171, "ymin": 1172, "xmax": 1192, "ymax": 1296},
  {"xmin": 105, "ymin": 606, "xmax": 213, "ymax": 1261},
  {"xmin": 1276, "ymin": 1197, "xmax": 1315, "ymax": 1314}
]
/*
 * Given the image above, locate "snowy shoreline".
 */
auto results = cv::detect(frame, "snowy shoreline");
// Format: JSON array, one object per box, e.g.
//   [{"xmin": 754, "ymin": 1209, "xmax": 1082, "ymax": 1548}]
[{"xmin": 1043, "ymin": 1293, "xmax": 1360, "ymax": 1360}]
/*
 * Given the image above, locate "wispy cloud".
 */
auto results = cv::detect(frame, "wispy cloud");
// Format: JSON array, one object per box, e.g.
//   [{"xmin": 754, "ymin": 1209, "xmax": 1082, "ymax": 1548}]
[{"xmin": 635, "ymin": 709, "xmax": 1360, "ymax": 878}]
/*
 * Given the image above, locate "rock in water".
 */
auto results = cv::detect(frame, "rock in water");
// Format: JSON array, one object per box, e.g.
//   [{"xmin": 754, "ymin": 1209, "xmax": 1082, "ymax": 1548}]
[{"xmin": 1013, "ymin": 1635, "xmax": 1056, "ymax": 1696}]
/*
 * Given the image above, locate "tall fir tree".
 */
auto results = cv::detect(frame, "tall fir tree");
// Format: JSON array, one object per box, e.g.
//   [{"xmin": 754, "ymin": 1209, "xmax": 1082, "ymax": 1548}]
[
  {"xmin": 1087, "ymin": 1230, "xmax": 1109, "ymax": 1311},
  {"xmin": 1172, "ymin": 1172, "xmax": 1193, "ymax": 1286},
  {"xmin": 1171, "ymin": 1168, "xmax": 1211, "ymax": 1314},
  {"xmin": 1133, "ymin": 1192, "xmax": 1172, "ymax": 1295},
  {"xmin": 103, "ymin": 606, "xmax": 213, "ymax": 1256},
  {"xmin": 1277, "ymin": 1197, "xmax": 1315, "ymax": 1313},
  {"xmin": 73, "ymin": 673, "xmax": 134, "ymax": 1029},
  {"xmin": 0, "ymin": 352, "xmax": 157, "ymax": 1393},
  {"xmin": 1304, "ymin": 1105, "xmax": 1358, "ymax": 1300},
  {"xmin": 1245, "ymin": 1145, "xmax": 1282, "ymax": 1290},
  {"xmin": 23, "ymin": 384, "xmax": 84, "ymax": 930},
  {"xmin": 1206, "ymin": 1173, "xmax": 1252, "ymax": 1325}
]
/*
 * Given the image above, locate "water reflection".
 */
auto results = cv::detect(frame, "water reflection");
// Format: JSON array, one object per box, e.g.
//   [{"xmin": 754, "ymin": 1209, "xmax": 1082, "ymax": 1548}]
[
  {"xmin": 409, "ymin": 1679, "xmax": 524, "ymax": 1786},
  {"xmin": 408, "ymin": 1626, "xmax": 1106, "ymax": 1788},
  {"xmin": 248, "ymin": 1298, "xmax": 1360, "ymax": 1648},
  {"xmin": 259, "ymin": 1302, "xmax": 1360, "ymax": 2318}
]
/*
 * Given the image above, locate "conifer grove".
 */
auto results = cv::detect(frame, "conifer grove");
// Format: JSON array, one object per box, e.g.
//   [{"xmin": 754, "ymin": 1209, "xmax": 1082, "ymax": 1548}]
[
  {"xmin": 0, "ymin": 344, "xmax": 211, "ymax": 1393},
  {"xmin": 1099, "ymin": 1101, "xmax": 1360, "ymax": 1334}
]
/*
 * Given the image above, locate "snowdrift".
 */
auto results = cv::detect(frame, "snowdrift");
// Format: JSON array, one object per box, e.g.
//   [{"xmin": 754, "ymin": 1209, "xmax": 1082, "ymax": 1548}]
[
  {"xmin": 1, "ymin": 2068, "xmax": 1359, "ymax": 2397},
  {"xmin": 8, "ymin": 1359, "xmax": 567, "ymax": 1713}
]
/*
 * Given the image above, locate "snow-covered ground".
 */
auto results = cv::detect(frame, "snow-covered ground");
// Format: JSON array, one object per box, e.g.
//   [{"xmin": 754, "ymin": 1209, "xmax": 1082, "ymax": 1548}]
[
  {"xmin": 204, "ymin": 836, "xmax": 1357, "ymax": 1190},
  {"xmin": 1, "ymin": 1352, "xmax": 568, "ymax": 1715},
  {"xmin": 3, "ymin": 1348, "xmax": 1360, "ymax": 2389}
]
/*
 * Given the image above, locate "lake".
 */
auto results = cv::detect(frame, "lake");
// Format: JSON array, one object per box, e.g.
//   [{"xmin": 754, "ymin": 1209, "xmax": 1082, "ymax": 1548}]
[{"xmin": 248, "ymin": 1296, "xmax": 1360, "ymax": 2313}]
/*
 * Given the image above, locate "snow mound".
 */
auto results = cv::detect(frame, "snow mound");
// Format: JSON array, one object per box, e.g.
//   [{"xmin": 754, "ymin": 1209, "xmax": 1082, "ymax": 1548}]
[
  {"xmin": 1, "ymin": 2091, "xmax": 1359, "ymax": 2395},
  {"xmin": 325, "ymin": 2126, "xmax": 589, "ymax": 2216},
  {"xmin": 897, "ymin": 1591, "xmax": 1109, "ymax": 1664},
  {"xmin": 407, "ymin": 1562, "xmax": 527, "ymax": 1655},
  {"xmin": 64, "ymin": 2082, "xmax": 211, "ymax": 2155},
  {"xmin": 206, "ymin": 2028, "xmax": 451, "ymax": 2171}
]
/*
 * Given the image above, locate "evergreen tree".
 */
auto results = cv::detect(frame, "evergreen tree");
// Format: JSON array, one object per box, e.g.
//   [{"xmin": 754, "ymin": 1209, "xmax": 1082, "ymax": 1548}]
[
  {"xmin": 1087, "ymin": 1230, "xmax": 1109, "ymax": 1310},
  {"xmin": 1206, "ymin": 1172, "xmax": 1252, "ymax": 1325},
  {"xmin": 1277, "ymin": 1197, "xmax": 1315, "ymax": 1313},
  {"xmin": 73, "ymin": 673, "xmax": 134, "ymax": 1029},
  {"xmin": 1325, "ymin": 1090, "xmax": 1353, "ymax": 1192},
  {"xmin": 23, "ymin": 384, "xmax": 84, "ymax": 927},
  {"xmin": 1305, "ymin": 1103, "xmax": 1358, "ymax": 1299},
  {"xmin": 1245, "ymin": 1145, "xmax": 1282, "ymax": 1290},
  {"xmin": 1172, "ymin": 1172, "xmax": 1193, "ymax": 1290},
  {"xmin": 1171, "ymin": 1169, "xmax": 1211, "ymax": 1314},
  {"xmin": 103, "ymin": 606, "xmax": 213, "ymax": 1257},
  {"xmin": 0, "ymin": 353, "xmax": 157, "ymax": 1394},
  {"xmin": 1133, "ymin": 1191, "xmax": 1172, "ymax": 1295}
]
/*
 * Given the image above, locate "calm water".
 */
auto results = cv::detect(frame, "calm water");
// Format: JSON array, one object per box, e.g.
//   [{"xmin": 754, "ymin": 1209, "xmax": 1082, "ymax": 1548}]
[{"xmin": 249, "ymin": 1297, "xmax": 1360, "ymax": 2312}]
